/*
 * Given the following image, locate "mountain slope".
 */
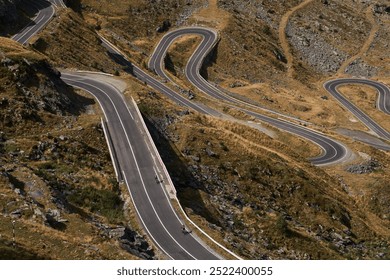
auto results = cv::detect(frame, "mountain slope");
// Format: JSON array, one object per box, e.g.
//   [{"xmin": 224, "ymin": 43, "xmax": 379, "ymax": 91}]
[
  {"xmin": 0, "ymin": 0, "xmax": 389, "ymax": 260},
  {"xmin": 0, "ymin": 38, "xmax": 154, "ymax": 259}
]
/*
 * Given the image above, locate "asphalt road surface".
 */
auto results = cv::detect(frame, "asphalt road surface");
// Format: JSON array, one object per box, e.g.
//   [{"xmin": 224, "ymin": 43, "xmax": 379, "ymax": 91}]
[
  {"xmin": 12, "ymin": 0, "xmax": 55, "ymax": 45},
  {"xmin": 100, "ymin": 36, "xmax": 219, "ymax": 116},
  {"xmin": 149, "ymin": 27, "xmax": 351, "ymax": 166},
  {"xmin": 12, "ymin": 1, "xmax": 221, "ymax": 260},
  {"xmin": 60, "ymin": 72, "xmax": 219, "ymax": 260},
  {"xmin": 324, "ymin": 79, "xmax": 390, "ymax": 140}
]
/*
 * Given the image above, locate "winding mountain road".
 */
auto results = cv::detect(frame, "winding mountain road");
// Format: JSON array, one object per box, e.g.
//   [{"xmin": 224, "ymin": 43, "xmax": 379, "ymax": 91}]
[
  {"xmin": 100, "ymin": 36, "xmax": 217, "ymax": 116},
  {"xmin": 324, "ymin": 79, "xmax": 390, "ymax": 140},
  {"xmin": 60, "ymin": 72, "xmax": 220, "ymax": 260},
  {"xmin": 149, "ymin": 27, "xmax": 390, "ymax": 157},
  {"xmin": 10, "ymin": 0, "xmax": 390, "ymax": 260},
  {"xmin": 12, "ymin": 0, "xmax": 55, "ymax": 45},
  {"xmin": 149, "ymin": 27, "xmax": 353, "ymax": 166},
  {"xmin": 12, "ymin": 1, "xmax": 225, "ymax": 260}
]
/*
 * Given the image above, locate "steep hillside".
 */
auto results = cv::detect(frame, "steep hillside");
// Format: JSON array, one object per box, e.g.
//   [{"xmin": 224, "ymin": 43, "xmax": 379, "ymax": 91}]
[
  {"xmin": 0, "ymin": 0, "xmax": 21, "ymax": 30},
  {"xmin": 0, "ymin": 0, "xmax": 43, "ymax": 36},
  {"xmin": 0, "ymin": 39, "xmax": 154, "ymax": 259},
  {"xmin": 30, "ymin": 8, "xmax": 121, "ymax": 73},
  {"xmin": 75, "ymin": 0, "xmax": 390, "ymax": 259},
  {"xmin": 1, "ymin": 0, "xmax": 389, "ymax": 260},
  {"xmin": 138, "ymin": 89, "xmax": 389, "ymax": 259},
  {"xmin": 74, "ymin": 0, "xmax": 208, "ymax": 65}
]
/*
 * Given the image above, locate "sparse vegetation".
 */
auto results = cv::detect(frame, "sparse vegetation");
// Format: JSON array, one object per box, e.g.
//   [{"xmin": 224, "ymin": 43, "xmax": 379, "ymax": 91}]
[
  {"xmin": 1, "ymin": 0, "xmax": 389, "ymax": 260},
  {"xmin": 0, "ymin": 38, "xmax": 147, "ymax": 259},
  {"xmin": 68, "ymin": 186, "xmax": 124, "ymax": 223}
]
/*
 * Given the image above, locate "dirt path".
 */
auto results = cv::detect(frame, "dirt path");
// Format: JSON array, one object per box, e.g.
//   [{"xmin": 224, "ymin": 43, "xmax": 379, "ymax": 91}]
[
  {"xmin": 192, "ymin": 0, "xmax": 231, "ymax": 30},
  {"xmin": 278, "ymin": 0, "xmax": 314, "ymax": 78},
  {"xmin": 337, "ymin": 5, "xmax": 379, "ymax": 75}
]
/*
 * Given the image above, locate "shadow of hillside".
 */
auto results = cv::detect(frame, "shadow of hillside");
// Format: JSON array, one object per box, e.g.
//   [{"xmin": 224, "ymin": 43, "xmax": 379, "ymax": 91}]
[
  {"xmin": 107, "ymin": 51, "xmax": 134, "ymax": 76},
  {"xmin": 0, "ymin": 238, "xmax": 47, "ymax": 260},
  {"xmin": 60, "ymin": 82, "xmax": 96, "ymax": 116},
  {"xmin": 22, "ymin": 60, "xmax": 96, "ymax": 116},
  {"xmin": 199, "ymin": 41, "xmax": 219, "ymax": 81},
  {"xmin": 1, "ymin": 0, "xmax": 51, "ymax": 37},
  {"xmin": 20, "ymin": 0, "xmax": 51, "ymax": 16},
  {"xmin": 164, "ymin": 53, "xmax": 177, "ymax": 77},
  {"xmin": 142, "ymin": 115, "xmax": 222, "ymax": 227},
  {"xmin": 64, "ymin": 0, "xmax": 82, "ymax": 13}
]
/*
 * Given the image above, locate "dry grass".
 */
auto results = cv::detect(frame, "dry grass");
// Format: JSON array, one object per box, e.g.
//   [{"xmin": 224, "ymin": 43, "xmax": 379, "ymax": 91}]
[
  {"xmin": 0, "ymin": 42, "xmax": 147, "ymax": 259},
  {"xmin": 278, "ymin": 0, "xmax": 314, "ymax": 78},
  {"xmin": 336, "ymin": 84, "xmax": 390, "ymax": 133},
  {"xmin": 31, "ymin": 9, "xmax": 120, "ymax": 72},
  {"xmin": 191, "ymin": 0, "xmax": 231, "ymax": 29},
  {"xmin": 0, "ymin": 37, "xmax": 41, "ymax": 60}
]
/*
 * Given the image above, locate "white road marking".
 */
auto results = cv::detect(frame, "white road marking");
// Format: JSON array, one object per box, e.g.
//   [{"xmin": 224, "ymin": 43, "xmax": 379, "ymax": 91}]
[{"xmin": 62, "ymin": 76, "xmax": 197, "ymax": 259}]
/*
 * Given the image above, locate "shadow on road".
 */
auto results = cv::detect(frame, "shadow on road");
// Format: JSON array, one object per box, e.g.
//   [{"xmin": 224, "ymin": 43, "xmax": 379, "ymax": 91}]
[
  {"xmin": 1, "ymin": 0, "xmax": 51, "ymax": 37},
  {"xmin": 142, "ymin": 116, "xmax": 222, "ymax": 227},
  {"xmin": 199, "ymin": 41, "xmax": 219, "ymax": 81},
  {"xmin": 107, "ymin": 51, "xmax": 134, "ymax": 76}
]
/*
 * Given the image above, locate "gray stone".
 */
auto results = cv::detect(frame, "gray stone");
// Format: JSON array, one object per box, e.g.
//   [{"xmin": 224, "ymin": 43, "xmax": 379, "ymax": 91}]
[
  {"xmin": 10, "ymin": 209, "xmax": 22, "ymax": 218},
  {"xmin": 347, "ymin": 160, "xmax": 381, "ymax": 174},
  {"xmin": 205, "ymin": 147, "xmax": 217, "ymax": 157}
]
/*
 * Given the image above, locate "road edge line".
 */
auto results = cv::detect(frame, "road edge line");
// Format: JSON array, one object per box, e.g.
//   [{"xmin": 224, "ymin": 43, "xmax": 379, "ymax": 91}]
[
  {"xmin": 130, "ymin": 97, "xmax": 177, "ymax": 197},
  {"xmin": 131, "ymin": 97, "xmax": 242, "ymax": 260},
  {"xmin": 75, "ymin": 70, "xmax": 114, "ymax": 77},
  {"xmin": 101, "ymin": 117, "xmax": 122, "ymax": 182}
]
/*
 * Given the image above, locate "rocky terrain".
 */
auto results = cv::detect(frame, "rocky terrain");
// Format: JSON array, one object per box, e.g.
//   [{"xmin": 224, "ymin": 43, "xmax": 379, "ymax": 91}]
[
  {"xmin": 0, "ymin": 0, "xmax": 389, "ymax": 260},
  {"xmin": 217, "ymin": 0, "xmax": 389, "ymax": 79},
  {"xmin": 0, "ymin": 38, "xmax": 154, "ymax": 259},
  {"xmin": 137, "ymin": 92, "xmax": 389, "ymax": 259},
  {"xmin": 0, "ymin": 0, "xmax": 20, "ymax": 23}
]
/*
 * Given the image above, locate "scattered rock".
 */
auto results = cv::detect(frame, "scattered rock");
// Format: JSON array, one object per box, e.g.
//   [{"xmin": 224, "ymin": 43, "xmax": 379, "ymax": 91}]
[
  {"xmin": 345, "ymin": 59, "xmax": 378, "ymax": 77},
  {"xmin": 346, "ymin": 160, "xmax": 381, "ymax": 174},
  {"xmin": 373, "ymin": 5, "xmax": 390, "ymax": 15},
  {"xmin": 189, "ymin": 155, "xmax": 200, "ymax": 162},
  {"xmin": 286, "ymin": 22, "xmax": 348, "ymax": 74},
  {"xmin": 178, "ymin": 110, "xmax": 190, "ymax": 116},
  {"xmin": 95, "ymin": 223, "xmax": 155, "ymax": 260},
  {"xmin": 156, "ymin": 20, "xmax": 171, "ymax": 33},
  {"xmin": 44, "ymin": 209, "xmax": 67, "ymax": 230},
  {"xmin": 205, "ymin": 147, "xmax": 217, "ymax": 157},
  {"xmin": 229, "ymin": 81, "xmax": 246, "ymax": 88},
  {"xmin": 273, "ymin": 50, "xmax": 287, "ymax": 63},
  {"xmin": 10, "ymin": 209, "xmax": 22, "ymax": 219}
]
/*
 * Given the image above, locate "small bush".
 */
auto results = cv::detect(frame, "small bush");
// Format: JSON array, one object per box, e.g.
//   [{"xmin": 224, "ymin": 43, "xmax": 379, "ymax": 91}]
[
  {"xmin": 276, "ymin": 215, "xmax": 292, "ymax": 237},
  {"xmin": 68, "ymin": 186, "xmax": 124, "ymax": 223}
]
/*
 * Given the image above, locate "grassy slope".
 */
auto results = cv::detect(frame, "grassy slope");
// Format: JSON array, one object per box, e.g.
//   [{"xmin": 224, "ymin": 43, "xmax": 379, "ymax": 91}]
[
  {"xmin": 138, "ymin": 92, "xmax": 389, "ymax": 260},
  {"xmin": 0, "ymin": 38, "xmax": 141, "ymax": 259},
  {"xmin": 72, "ymin": 0, "xmax": 390, "ymax": 259},
  {"xmin": 1, "ymin": 0, "xmax": 388, "ymax": 259},
  {"xmin": 30, "ymin": 9, "xmax": 120, "ymax": 72}
]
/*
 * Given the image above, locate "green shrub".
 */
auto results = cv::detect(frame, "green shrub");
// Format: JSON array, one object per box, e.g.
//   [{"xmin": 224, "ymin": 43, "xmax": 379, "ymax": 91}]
[{"xmin": 68, "ymin": 186, "xmax": 124, "ymax": 223}]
